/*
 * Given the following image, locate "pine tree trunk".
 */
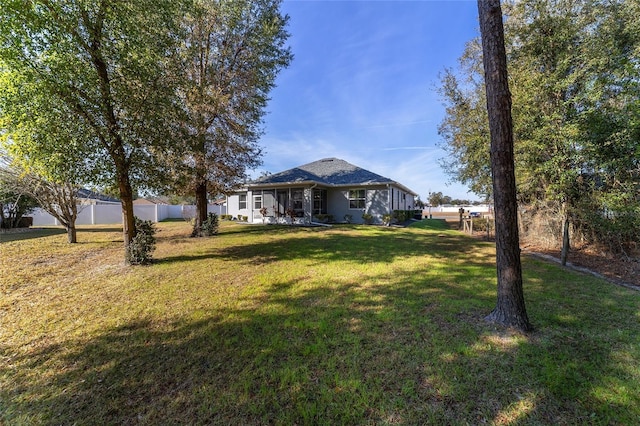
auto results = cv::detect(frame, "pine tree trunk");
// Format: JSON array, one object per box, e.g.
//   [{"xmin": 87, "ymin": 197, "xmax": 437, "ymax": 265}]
[{"xmin": 478, "ymin": 0, "xmax": 532, "ymax": 332}]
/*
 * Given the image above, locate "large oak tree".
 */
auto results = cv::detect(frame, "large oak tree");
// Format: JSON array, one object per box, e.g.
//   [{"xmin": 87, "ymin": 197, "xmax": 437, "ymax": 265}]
[{"xmin": 0, "ymin": 0, "xmax": 185, "ymax": 259}]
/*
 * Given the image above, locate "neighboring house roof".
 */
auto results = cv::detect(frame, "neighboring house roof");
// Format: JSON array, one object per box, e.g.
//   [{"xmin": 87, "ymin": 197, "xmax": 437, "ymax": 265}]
[
  {"xmin": 133, "ymin": 197, "xmax": 170, "ymax": 205},
  {"xmin": 249, "ymin": 158, "xmax": 418, "ymax": 195},
  {"xmin": 77, "ymin": 188, "xmax": 120, "ymax": 204}
]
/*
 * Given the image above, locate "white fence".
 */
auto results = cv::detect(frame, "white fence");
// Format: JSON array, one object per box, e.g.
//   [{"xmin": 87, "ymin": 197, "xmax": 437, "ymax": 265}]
[{"xmin": 30, "ymin": 204, "xmax": 226, "ymax": 226}]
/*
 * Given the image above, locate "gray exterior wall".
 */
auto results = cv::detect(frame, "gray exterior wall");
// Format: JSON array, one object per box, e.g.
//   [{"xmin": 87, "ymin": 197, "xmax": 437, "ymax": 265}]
[
  {"xmin": 326, "ymin": 188, "xmax": 351, "ymax": 223},
  {"xmin": 367, "ymin": 186, "xmax": 390, "ymax": 222},
  {"xmin": 325, "ymin": 185, "xmax": 389, "ymax": 224}
]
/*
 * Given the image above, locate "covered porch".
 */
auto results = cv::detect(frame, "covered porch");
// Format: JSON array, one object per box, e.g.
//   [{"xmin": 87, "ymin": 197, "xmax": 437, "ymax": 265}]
[{"xmin": 249, "ymin": 186, "xmax": 329, "ymax": 224}]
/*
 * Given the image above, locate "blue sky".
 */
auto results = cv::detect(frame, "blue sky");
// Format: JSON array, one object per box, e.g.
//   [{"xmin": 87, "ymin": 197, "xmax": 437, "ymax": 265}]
[{"xmin": 255, "ymin": 0, "xmax": 480, "ymax": 201}]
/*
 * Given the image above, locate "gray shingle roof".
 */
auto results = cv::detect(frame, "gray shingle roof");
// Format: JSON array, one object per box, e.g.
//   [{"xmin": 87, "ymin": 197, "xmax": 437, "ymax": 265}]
[
  {"xmin": 77, "ymin": 188, "xmax": 120, "ymax": 203},
  {"xmin": 251, "ymin": 158, "xmax": 395, "ymax": 186}
]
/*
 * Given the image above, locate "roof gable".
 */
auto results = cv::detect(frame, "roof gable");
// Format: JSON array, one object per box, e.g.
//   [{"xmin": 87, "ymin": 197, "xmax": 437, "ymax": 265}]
[{"xmin": 252, "ymin": 158, "xmax": 394, "ymax": 186}]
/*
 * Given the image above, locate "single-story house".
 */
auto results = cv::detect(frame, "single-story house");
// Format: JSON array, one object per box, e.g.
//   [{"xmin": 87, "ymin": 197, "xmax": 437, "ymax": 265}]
[{"xmin": 226, "ymin": 158, "xmax": 418, "ymax": 225}]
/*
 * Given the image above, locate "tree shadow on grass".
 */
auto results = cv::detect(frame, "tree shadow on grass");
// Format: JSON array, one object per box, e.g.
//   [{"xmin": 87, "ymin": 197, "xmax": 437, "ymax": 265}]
[
  {"xmin": 0, "ymin": 227, "xmax": 66, "ymax": 243},
  {"xmin": 157, "ymin": 225, "xmax": 484, "ymax": 268},
  {"xmin": 77, "ymin": 226, "xmax": 123, "ymax": 234},
  {"xmin": 0, "ymin": 226, "xmax": 126, "ymax": 244},
  {"xmin": 3, "ymin": 256, "xmax": 639, "ymax": 425}
]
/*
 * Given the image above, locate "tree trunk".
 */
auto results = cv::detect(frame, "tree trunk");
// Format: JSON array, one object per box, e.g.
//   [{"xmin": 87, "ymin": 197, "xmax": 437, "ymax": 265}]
[
  {"xmin": 478, "ymin": 0, "xmax": 532, "ymax": 332},
  {"xmin": 66, "ymin": 225, "xmax": 77, "ymax": 243},
  {"xmin": 192, "ymin": 180, "xmax": 208, "ymax": 237},
  {"xmin": 117, "ymin": 169, "xmax": 136, "ymax": 251},
  {"xmin": 560, "ymin": 204, "xmax": 570, "ymax": 266}
]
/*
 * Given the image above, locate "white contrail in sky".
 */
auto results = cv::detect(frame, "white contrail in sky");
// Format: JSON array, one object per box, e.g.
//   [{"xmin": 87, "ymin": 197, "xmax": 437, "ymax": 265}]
[{"xmin": 382, "ymin": 146, "xmax": 435, "ymax": 151}]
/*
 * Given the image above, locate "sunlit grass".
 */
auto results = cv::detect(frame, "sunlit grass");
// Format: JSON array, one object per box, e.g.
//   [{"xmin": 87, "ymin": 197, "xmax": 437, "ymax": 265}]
[{"xmin": 1, "ymin": 220, "xmax": 639, "ymax": 424}]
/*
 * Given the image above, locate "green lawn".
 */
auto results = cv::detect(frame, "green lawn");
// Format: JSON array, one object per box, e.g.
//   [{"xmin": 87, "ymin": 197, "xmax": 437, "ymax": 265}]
[{"xmin": 1, "ymin": 220, "xmax": 639, "ymax": 425}]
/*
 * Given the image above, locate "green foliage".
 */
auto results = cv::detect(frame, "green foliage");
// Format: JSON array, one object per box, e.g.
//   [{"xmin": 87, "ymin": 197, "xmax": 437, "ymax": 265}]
[
  {"xmin": 439, "ymin": 0, "xmax": 640, "ymax": 255},
  {"xmin": 361, "ymin": 213, "xmax": 373, "ymax": 224},
  {"xmin": 167, "ymin": 0, "xmax": 293, "ymax": 219},
  {"xmin": 0, "ymin": 0, "xmax": 184, "ymax": 188},
  {"xmin": 200, "ymin": 213, "xmax": 219, "ymax": 237},
  {"xmin": 125, "ymin": 218, "xmax": 157, "ymax": 265},
  {"xmin": 427, "ymin": 191, "xmax": 464, "ymax": 207},
  {"xmin": 471, "ymin": 217, "xmax": 492, "ymax": 233},
  {"xmin": 437, "ymin": 39, "xmax": 492, "ymax": 199},
  {"xmin": 392, "ymin": 210, "xmax": 416, "ymax": 223},
  {"xmin": 313, "ymin": 214, "xmax": 334, "ymax": 223},
  {"xmin": 0, "ymin": 0, "xmax": 188, "ymax": 256},
  {"xmin": 0, "ymin": 67, "xmax": 105, "ymax": 188}
]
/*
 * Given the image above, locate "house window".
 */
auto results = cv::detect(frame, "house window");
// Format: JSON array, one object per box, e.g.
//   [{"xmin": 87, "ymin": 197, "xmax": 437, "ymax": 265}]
[
  {"xmin": 348, "ymin": 189, "xmax": 366, "ymax": 209},
  {"xmin": 254, "ymin": 194, "xmax": 262, "ymax": 210},
  {"xmin": 239, "ymin": 194, "xmax": 247, "ymax": 210},
  {"xmin": 313, "ymin": 189, "xmax": 327, "ymax": 215},
  {"xmin": 292, "ymin": 189, "xmax": 304, "ymax": 217}
]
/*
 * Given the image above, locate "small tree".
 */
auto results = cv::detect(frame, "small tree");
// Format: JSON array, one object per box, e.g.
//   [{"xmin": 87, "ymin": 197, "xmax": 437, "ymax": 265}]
[
  {"xmin": 5, "ymin": 167, "xmax": 83, "ymax": 243},
  {"xmin": 0, "ymin": 168, "xmax": 38, "ymax": 229},
  {"xmin": 171, "ymin": 0, "xmax": 292, "ymax": 237},
  {"xmin": 428, "ymin": 191, "xmax": 444, "ymax": 207}
]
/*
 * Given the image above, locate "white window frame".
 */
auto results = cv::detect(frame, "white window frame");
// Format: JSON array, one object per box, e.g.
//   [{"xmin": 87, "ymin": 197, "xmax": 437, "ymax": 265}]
[{"xmin": 348, "ymin": 189, "xmax": 366, "ymax": 209}]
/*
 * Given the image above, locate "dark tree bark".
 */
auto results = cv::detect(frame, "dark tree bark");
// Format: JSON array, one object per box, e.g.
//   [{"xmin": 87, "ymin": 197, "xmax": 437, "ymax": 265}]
[
  {"xmin": 67, "ymin": 225, "xmax": 77, "ymax": 244},
  {"xmin": 117, "ymin": 166, "xmax": 136, "ymax": 249},
  {"xmin": 560, "ymin": 202, "xmax": 570, "ymax": 266},
  {"xmin": 478, "ymin": 0, "xmax": 532, "ymax": 332},
  {"xmin": 192, "ymin": 180, "xmax": 209, "ymax": 237}
]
